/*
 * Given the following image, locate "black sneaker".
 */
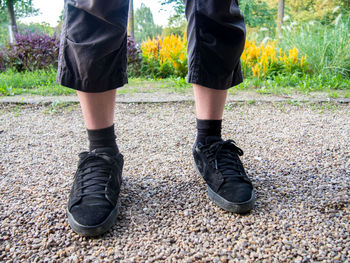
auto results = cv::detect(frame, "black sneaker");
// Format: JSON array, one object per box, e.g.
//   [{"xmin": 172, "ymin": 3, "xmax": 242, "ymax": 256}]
[
  {"xmin": 193, "ymin": 136, "xmax": 255, "ymax": 214},
  {"xmin": 67, "ymin": 147, "xmax": 123, "ymax": 236}
]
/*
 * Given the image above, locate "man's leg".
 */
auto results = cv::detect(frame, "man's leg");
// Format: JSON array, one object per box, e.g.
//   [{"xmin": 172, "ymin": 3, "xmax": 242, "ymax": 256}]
[
  {"xmin": 77, "ymin": 90, "xmax": 119, "ymax": 152},
  {"xmin": 193, "ymin": 85, "xmax": 227, "ymax": 120},
  {"xmin": 57, "ymin": 0, "xmax": 128, "ymax": 236},
  {"xmin": 77, "ymin": 90, "xmax": 116, "ymax": 130},
  {"xmin": 186, "ymin": 0, "xmax": 255, "ymax": 213}
]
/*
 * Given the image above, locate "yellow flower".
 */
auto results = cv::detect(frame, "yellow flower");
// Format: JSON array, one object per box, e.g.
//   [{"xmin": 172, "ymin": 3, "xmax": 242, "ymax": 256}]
[
  {"xmin": 142, "ymin": 33, "xmax": 188, "ymax": 73},
  {"xmin": 141, "ymin": 37, "xmax": 160, "ymax": 60},
  {"xmin": 279, "ymin": 53, "xmax": 288, "ymax": 65},
  {"xmin": 252, "ymin": 64, "xmax": 260, "ymax": 77},
  {"xmin": 300, "ymin": 54, "xmax": 307, "ymax": 68},
  {"xmin": 259, "ymin": 52, "xmax": 269, "ymax": 68},
  {"xmin": 288, "ymin": 47, "xmax": 298, "ymax": 64}
]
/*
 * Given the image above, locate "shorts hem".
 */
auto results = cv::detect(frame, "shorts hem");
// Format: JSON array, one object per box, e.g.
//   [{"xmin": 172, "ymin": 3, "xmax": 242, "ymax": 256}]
[
  {"xmin": 57, "ymin": 70, "xmax": 128, "ymax": 93},
  {"xmin": 187, "ymin": 67, "xmax": 243, "ymax": 90}
]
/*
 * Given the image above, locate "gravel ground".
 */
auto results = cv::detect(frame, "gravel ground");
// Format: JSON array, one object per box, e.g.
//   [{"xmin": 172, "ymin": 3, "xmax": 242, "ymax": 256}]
[
  {"xmin": 0, "ymin": 102, "xmax": 349, "ymax": 262},
  {"xmin": 1, "ymin": 91, "xmax": 350, "ymax": 104}
]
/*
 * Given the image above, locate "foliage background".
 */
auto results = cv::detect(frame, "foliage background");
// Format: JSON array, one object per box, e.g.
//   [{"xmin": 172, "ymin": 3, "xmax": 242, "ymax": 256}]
[
  {"xmin": 0, "ymin": 0, "xmax": 39, "ymax": 24},
  {"xmin": 0, "ymin": 0, "xmax": 349, "ymax": 96},
  {"xmin": 134, "ymin": 3, "xmax": 162, "ymax": 42}
]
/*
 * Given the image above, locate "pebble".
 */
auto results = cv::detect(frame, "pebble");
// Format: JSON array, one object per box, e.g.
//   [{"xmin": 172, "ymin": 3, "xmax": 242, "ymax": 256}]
[{"xmin": 0, "ymin": 102, "xmax": 349, "ymax": 261}]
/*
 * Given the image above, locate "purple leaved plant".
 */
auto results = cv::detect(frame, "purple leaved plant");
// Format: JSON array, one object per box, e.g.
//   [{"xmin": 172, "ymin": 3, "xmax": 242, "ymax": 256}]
[
  {"xmin": 6, "ymin": 31, "xmax": 60, "ymax": 72},
  {"xmin": 127, "ymin": 36, "xmax": 142, "ymax": 77},
  {"xmin": 1, "ymin": 32, "xmax": 141, "ymax": 74}
]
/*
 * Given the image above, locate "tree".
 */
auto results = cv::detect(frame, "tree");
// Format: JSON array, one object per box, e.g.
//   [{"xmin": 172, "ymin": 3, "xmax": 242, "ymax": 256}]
[
  {"xmin": 162, "ymin": 14, "xmax": 187, "ymax": 36},
  {"xmin": 265, "ymin": 0, "xmax": 348, "ymax": 23},
  {"xmin": 339, "ymin": 0, "xmax": 350, "ymax": 10},
  {"xmin": 0, "ymin": 0, "xmax": 38, "ymax": 32},
  {"xmin": 161, "ymin": 0, "xmax": 185, "ymax": 17},
  {"xmin": 134, "ymin": 3, "xmax": 162, "ymax": 42},
  {"xmin": 158, "ymin": 0, "xmax": 187, "ymax": 37},
  {"xmin": 239, "ymin": 0, "xmax": 276, "ymax": 28},
  {"xmin": 277, "ymin": 0, "xmax": 284, "ymax": 35},
  {"xmin": 128, "ymin": 0, "xmax": 134, "ymax": 37}
]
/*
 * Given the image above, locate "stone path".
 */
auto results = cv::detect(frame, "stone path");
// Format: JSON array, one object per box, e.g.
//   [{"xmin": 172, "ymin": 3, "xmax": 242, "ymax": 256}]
[
  {"xmin": 0, "ymin": 91, "xmax": 349, "ymax": 105},
  {"xmin": 0, "ymin": 100, "xmax": 349, "ymax": 262}
]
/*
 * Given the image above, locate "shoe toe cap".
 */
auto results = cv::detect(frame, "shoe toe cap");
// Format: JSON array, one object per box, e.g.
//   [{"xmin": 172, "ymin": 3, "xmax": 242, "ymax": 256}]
[
  {"xmin": 219, "ymin": 182, "xmax": 253, "ymax": 204},
  {"xmin": 70, "ymin": 204, "xmax": 113, "ymax": 226}
]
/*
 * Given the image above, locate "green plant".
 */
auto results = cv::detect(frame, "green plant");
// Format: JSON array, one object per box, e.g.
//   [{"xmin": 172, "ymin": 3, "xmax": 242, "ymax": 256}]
[
  {"xmin": 232, "ymin": 71, "xmax": 350, "ymax": 95},
  {"xmin": 279, "ymin": 17, "xmax": 350, "ymax": 78},
  {"xmin": 172, "ymin": 77, "xmax": 191, "ymax": 92},
  {"xmin": 286, "ymin": 100, "xmax": 302, "ymax": 107},
  {"xmin": 18, "ymin": 22, "xmax": 55, "ymax": 36},
  {"xmin": 0, "ymin": 23, "xmax": 9, "ymax": 47},
  {"xmin": 246, "ymin": 100, "xmax": 256, "ymax": 105},
  {"xmin": 44, "ymin": 101, "xmax": 77, "ymax": 114},
  {"xmin": 328, "ymin": 91, "xmax": 340, "ymax": 98},
  {"xmin": 0, "ymin": 67, "xmax": 73, "ymax": 95},
  {"xmin": 225, "ymin": 103, "xmax": 235, "ymax": 111},
  {"xmin": 140, "ymin": 57, "xmax": 161, "ymax": 78}
]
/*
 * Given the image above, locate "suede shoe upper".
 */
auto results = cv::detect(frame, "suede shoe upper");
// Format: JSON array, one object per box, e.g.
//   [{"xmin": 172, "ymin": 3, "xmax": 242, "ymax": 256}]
[
  {"xmin": 193, "ymin": 136, "xmax": 253, "ymax": 204},
  {"xmin": 68, "ymin": 147, "xmax": 123, "ymax": 226}
]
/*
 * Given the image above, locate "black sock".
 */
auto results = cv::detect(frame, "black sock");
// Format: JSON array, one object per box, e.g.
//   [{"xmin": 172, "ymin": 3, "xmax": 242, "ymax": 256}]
[
  {"xmin": 87, "ymin": 124, "xmax": 118, "ymax": 152},
  {"xmin": 196, "ymin": 119, "xmax": 222, "ymax": 144}
]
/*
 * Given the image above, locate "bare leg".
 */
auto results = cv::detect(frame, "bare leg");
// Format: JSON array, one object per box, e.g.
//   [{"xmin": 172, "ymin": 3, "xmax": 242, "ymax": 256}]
[
  {"xmin": 77, "ymin": 90, "xmax": 116, "ymax": 130},
  {"xmin": 193, "ymin": 84, "xmax": 228, "ymax": 120}
]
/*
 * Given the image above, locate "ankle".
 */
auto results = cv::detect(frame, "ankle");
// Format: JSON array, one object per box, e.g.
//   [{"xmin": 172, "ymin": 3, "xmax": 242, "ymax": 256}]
[
  {"xmin": 87, "ymin": 124, "xmax": 118, "ymax": 152},
  {"xmin": 196, "ymin": 119, "xmax": 222, "ymax": 144}
]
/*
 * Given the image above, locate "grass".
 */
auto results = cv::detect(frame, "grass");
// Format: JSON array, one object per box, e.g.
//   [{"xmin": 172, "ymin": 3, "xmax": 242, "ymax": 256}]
[
  {"xmin": 231, "ymin": 73, "xmax": 350, "ymax": 96},
  {"xmin": 308, "ymin": 102, "xmax": 341, "ymax": 113},
  {"xmin": 278, "ymin": 17, "xmax": 350, "ymax": 78},
  {"xmin": 0, "ymin": 69, "xmax": 193, "ymax": 96},
  {"xmin": 0, "ymin": 67, "xmax": 349, "ymax": 97},
  {"xmin": 43, "ymin": 101, "xmax": 78, "ymax": 114},
  {"xmin": 0, "ymin": 67, "xmax": 74, "ymax": 96},
  {"xmin": 124, "ymin": 77, "xmax": 192, "ymax": 93}
]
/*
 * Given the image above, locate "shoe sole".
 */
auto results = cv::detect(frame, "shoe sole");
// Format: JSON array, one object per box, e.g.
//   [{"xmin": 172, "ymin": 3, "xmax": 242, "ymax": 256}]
[
  {"xmin": 194, "ymin": 162, "xmax": 255, "ymax": 214},
  {"xmin": 67, "ymin": 204, "xmax": 120, "ymax": 237}
]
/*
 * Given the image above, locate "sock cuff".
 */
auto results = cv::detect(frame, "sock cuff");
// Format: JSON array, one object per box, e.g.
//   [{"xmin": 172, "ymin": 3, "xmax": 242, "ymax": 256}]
[
  {"xmin": 196, "ymin": 119, "xmax": 222, "ymax": 144},
  {"xmin": 87, "ymin": 124, "xmax": 116, "ymax": 140},
  {"xmin": 196, "ymin": 119, "xmax": 222, "ymax": 130}
]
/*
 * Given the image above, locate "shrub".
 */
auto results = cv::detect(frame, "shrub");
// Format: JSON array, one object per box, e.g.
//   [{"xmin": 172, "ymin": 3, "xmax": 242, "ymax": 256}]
[
  {"xmin": 0, "ymin": 23, "xmax": 9, "ymax": 47},
  {"xmin": 141, "ymin": 33, "xmax": 187, "ymax": 78},
  {"xmin": 127, "ymin": 36, "xmax": 142, "ymax": 77},
  {"xmin": 17, "ymin": 22, "xmax": 55, "ymax": 36},
  {"xmin": 6, "ymin": 31, "xmax": 59, "ymax": 72},
  {"xmin": 241, "ymin": 39, "xmax": 308, "ymax": 79},
  {"xmin": 278, "ymin": 16, "xmax": 350, "ymax": 77}
]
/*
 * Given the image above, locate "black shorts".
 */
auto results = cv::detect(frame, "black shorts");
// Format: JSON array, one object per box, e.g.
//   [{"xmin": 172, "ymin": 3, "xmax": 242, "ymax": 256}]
[{"xmin": 57, "ymin": 0, "xmax": 246, "ymax": 92}]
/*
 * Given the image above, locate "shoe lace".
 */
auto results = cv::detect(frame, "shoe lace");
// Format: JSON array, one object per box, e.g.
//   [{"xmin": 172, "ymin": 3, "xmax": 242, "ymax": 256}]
[
  {"xmin": 200, "ymin": 140, "xmax": 245, "ymax": 180},
  {"xmin": 75, "ymin": 152, "xmax": 115, "ymax": 199}
]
